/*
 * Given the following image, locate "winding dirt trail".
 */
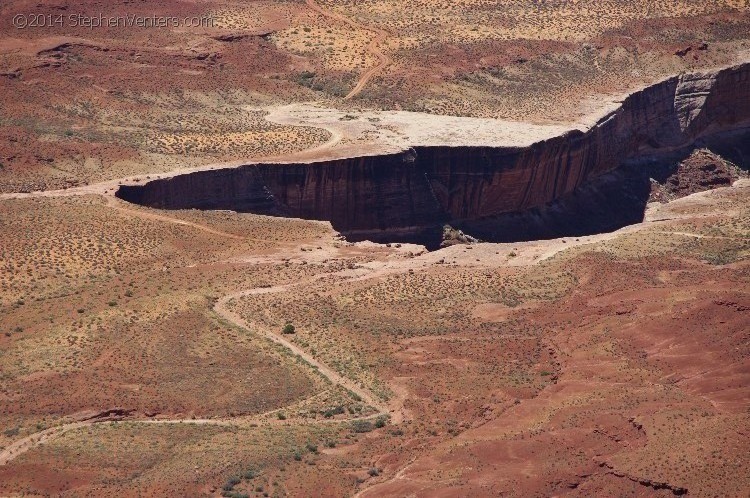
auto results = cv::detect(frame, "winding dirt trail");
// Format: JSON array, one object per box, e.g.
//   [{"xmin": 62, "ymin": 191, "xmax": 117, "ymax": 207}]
[
  {"xmin": 0, "ymin": 107, "xmax": 346, "ymax": 203},
  {"xmin": 0, "ymin": 421, "xmax": 90, "ymax": 466},
  {"xmin": 652, "ymin": 230, "xmax": 747, "ymax": 240},
  {"xmin": 3, "ymin": 183, "xmax": 747, "ymax": 466},
  {"xmin": 215, "ymin": 282, "xmax": 389, "ymax": 414},
  {"xmin": 103, "ymin": 196, "xmax": 247, "ymax": 240},
  {"xmin": 0, "ymin": 268, "xmax": 392, "ymax": 467},
  {"xmin": 0, "ymin": 400, "xmax": 386, "ymax": 467},
  {"xmin": 304, "ymin": 0, "xmax": 391, "ymax": 99}
]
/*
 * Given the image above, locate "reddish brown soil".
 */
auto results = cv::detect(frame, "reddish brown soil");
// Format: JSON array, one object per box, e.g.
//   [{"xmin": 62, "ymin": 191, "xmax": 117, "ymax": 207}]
[
  {"xmin": 1, "ymin": 0, "xmax": 749, "ymax": 192},
  {"xmin": 1, "ymin": 1, "xmax": 749, "ymax": 496},
  {"xmin": 650, "ymin": 149, "xmax": 744, "ymax": 202},
  {"xmin": 358, "ymin": 255, "xmax": 749, "ymax": 496},
  {"xmin": 0, "ymin": 183, "xmax": 748, "ymax": 497}
]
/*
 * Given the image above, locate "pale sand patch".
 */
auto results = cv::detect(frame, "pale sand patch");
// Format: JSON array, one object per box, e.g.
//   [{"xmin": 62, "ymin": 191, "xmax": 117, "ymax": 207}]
[{"xmin": 263, "ymin": 102, "xmax": 573, "ymax": 154}]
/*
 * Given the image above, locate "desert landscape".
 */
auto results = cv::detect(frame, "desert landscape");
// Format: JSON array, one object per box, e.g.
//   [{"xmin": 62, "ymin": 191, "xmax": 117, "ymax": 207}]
[{"xmin": 1, "ymin": 1, "xmax": 749, "ymax": 497}]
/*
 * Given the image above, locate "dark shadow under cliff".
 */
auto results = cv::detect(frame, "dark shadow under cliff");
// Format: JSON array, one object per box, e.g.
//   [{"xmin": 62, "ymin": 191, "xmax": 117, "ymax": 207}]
[
  {"xmin": 115, "ymin": 128, "xmax": 749, "ymax": 250},
  {"xmin": 115, "ymin": 63, "xmax": 750, "ymax": 249},
  {"xmin": 455, "ymin": 127, "xmax": 750, "ymax": 244}
]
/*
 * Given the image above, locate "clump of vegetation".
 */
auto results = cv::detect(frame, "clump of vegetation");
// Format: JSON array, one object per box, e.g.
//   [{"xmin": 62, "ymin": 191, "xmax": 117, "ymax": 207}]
[
  {"xmin": 3, "ymin": 426, "xmax": 20, "ymax": 437},
  {"xmin": 222, "ymin": 476, "xmax": 242, "ymax": 496},
  {"xmin": 222, "ymin": 491, "xmax": 249, "ymax": 498},
  {"xmin": 282, "ymin": 322, "xmax": 296, "ymax": 334},
  {"xmin": 322, "ymin": 405, "xmax": 345, "ymax": 418},
  {"xmin": 298, "ymin": 70, "xmax": 316, "ymax": 81},
  {"xmin": 351, "ymin": 420, "xmax": 373, "ymax": 433}
]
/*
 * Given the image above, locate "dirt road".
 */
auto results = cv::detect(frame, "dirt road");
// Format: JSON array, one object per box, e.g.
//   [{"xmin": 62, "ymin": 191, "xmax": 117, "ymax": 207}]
[
  {"xmin": 215, "ymin": 283, "xmax": 389, "ymax": 413},
  {"xmin": 304, "ymin": 0, "xmax": 390, "ymax": 99},
  {"xmin": 0, "ymin": 271, "xmax": 392, "ymax": 467}
]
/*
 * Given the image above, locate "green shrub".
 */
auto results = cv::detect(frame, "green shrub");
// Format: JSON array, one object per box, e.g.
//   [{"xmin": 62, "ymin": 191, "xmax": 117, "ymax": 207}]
[
  {"xmin": 3, "ymin": 426, "xmax": 20, "ymax": 437},
  {"xmin": 282, "ymin": 322, "xmax": 296, "ymax": 334},
  {"xmin": 323, "ymin": 405, "xmax": 345, "ymax": 418},
  {"xmin": 222, "ymin": 476, "xmax": 241, "ymax": 492},
  {"xmin": 351, "ymin": 420, "xmax": 373, "ymax": 433}
]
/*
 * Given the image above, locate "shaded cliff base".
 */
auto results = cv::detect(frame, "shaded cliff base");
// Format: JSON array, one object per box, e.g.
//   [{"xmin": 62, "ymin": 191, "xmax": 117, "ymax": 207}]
[
  {"xmin": 114, "ymin": 127, "xmax": 750, "ymax": 251},
  {"xmin": 344, "ymin": 128, "xmax": 750, "ymax": 248},
  {"xmin": 114, "ymin": 58, "xmax": 750, "ymax": 250}
]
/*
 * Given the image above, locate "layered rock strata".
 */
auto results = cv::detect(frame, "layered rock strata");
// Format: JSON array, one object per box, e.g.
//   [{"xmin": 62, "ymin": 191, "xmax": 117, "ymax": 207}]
[{"xmin": 117, "ymin": 63, "xmax": 750, "ymax": 244}]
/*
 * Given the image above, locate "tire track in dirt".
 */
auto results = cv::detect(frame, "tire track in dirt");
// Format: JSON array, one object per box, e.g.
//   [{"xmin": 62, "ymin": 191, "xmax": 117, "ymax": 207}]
[
  {"xmin": 0, "ymin": 271, "xmax": 392, "ymax": 467},
  {"xmin": 2, "ymin": 178, "xmax": 745, "ymax": 467},
  {"xmin": 0, "ymin": 404, "xmax": 386, "ymax": 466},
  {"xmin": 304, "ymin": 0, "xmax": 391, "ymax": 99},
  {"xmin": 214, "ymin": 274, "xmax": 391, "ymax": 415},
  {"xmin": 104, "ymin": 196, "xmax": 247, "ymax": 240},
  {"xmin": 0, "ymin": 107, "xmax": 344, "ymax": 203}
]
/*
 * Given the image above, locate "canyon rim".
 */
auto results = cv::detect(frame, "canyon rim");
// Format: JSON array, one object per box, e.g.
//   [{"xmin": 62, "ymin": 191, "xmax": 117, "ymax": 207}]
[{"xmin": 1, "ymin": 1, "xmax": 749, "ymax": 497}]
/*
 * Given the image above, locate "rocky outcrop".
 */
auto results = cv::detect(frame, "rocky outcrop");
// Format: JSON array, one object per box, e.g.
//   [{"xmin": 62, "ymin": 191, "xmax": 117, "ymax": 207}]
[
  {"xmin": 117, "ymin": 63, "xmax": 750, "ymax": 244},
  {"xmin": 649, "ymin": 148, "xmax": 743, "ymax": 203}
]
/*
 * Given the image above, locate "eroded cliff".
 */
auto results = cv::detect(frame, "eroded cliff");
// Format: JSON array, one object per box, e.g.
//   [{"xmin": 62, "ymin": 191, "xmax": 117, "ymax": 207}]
[{"xmin": 117, "ymin": 63, "xmax": 750, "ymax": 246}]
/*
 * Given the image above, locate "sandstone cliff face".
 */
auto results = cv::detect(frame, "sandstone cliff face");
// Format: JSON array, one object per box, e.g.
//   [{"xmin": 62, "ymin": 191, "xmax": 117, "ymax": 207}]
[{"xmin": 117, "ymin": 63, "xmax": 750, "ymax": 240}]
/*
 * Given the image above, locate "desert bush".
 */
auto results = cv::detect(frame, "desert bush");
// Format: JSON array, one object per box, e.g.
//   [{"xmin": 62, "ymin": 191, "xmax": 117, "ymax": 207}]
[
  {"xmin": 222, "ymin": 476, "xmax": 241, "ymax": 493},
  {"xmin": 323, "ymin": 405, "xmax": 345, "ymax": 418},
  {"xmin": 351, "ymin": 420, "xmax": 373, "ymax": 433},
  {"xmin": 3, "ymin": 426, "xmax": 20, "ymax": 437}
]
